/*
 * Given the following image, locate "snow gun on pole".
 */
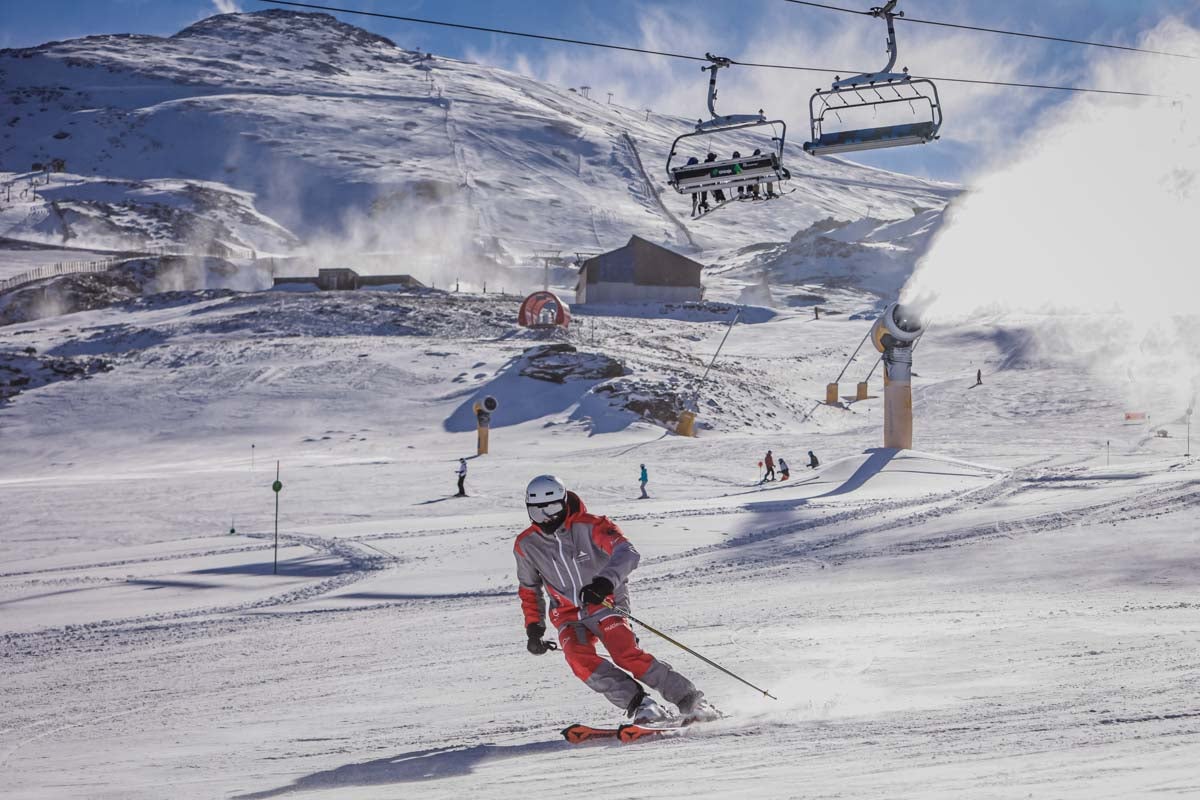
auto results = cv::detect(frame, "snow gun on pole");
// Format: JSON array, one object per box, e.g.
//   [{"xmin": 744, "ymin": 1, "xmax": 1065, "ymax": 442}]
[{"xmin": 602, "ymin": 600, "xmax": 777, "ymax": 700}]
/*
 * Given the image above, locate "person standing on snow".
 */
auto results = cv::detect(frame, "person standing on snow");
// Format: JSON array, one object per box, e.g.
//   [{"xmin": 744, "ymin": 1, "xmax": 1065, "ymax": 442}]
[
  {"xmin": 639, "ymin": 463, "xmax": 649, "ymax": 499},
  {"xmin": 515, "ymin": 475, "xmax": 716, "ymax": 724},
  {"xmin": 763, "ymin": 449, "xmax": 776, "ymax": 481},
  {"xmin": 778, "ymin": 457, "xmax": 790, "ymax": 481},
  {"xmin": 807, "ymin": 450, "xmax": 820, "ymax": 470},
  {"xmin": 456, "ymin": 458, "xmax": 468, "ymax": 496}
]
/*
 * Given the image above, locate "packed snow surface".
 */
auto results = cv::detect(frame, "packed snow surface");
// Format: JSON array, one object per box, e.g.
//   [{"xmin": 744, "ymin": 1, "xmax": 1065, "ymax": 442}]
[
  {"xmin": 2, "ymin": 285, "xmax": 1197, "ymax": 799},
  {"xmin": 2, "ymin": 9, "xmax": 1197, "ymax": 800}
]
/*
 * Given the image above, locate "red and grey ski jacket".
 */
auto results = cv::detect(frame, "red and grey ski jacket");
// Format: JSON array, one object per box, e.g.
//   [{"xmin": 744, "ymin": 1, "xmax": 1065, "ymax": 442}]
[{"xmin": 514, "ymin": 492, "xmax": 640, "ymax": 631}]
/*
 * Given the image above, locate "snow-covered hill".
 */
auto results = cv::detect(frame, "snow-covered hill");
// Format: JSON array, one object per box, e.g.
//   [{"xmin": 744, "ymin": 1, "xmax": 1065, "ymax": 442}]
[
  {"xmin": 5, "ymin": 10, "xmax": 1196, "ymax": 800},
  {"xmin": 2, "ymin": 281, "xmax": 1197, "ymax": 799},
  {"xmin": 1, "ymin": 9, "xmax": 955, "ymax": 294}
]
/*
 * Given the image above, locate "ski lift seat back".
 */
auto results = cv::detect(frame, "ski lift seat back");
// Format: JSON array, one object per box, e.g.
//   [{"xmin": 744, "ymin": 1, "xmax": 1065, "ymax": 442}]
[
  {"xmin": 671, "ymin": 151, "xmax": 788, "ymax": 195},
  {"xmin": 805, "ymin": 117, "xmax": 938, "ymax": 156}
]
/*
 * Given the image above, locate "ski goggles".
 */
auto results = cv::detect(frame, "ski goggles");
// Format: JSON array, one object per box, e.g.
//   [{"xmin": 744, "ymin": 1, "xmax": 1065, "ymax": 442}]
[{"xmin": 526, "ymin": 500, "xmax": 565, "ymax": 523}]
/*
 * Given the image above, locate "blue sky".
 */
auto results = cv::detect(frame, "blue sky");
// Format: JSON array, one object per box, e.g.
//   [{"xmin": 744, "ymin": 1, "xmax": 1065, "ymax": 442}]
[{"xmin": 2, "ymin": 1, "xmax": 1197, "ymax": 181}]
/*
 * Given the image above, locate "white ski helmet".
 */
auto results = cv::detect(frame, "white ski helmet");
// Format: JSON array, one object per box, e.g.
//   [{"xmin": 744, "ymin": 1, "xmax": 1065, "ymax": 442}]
[{"xmin": 526, "ymin": 474, "xmax": 568, "ymax": 528}]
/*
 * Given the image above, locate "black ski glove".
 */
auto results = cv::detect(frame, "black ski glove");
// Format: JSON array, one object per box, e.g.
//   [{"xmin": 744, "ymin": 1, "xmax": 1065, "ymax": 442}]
[
  {"xmin": 526, "ymin": 622, "xmax": 555, "ymax": 655},
  {"xmin": 579, "ymin": 576, "xmax": 614, "ymax": 606}
]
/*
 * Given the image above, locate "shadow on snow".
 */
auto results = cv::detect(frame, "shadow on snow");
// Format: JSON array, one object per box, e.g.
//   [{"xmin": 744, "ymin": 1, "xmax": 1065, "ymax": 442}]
[{"xmin": 232, "ymin": 741, "xmax": 570, "ymax": 798}]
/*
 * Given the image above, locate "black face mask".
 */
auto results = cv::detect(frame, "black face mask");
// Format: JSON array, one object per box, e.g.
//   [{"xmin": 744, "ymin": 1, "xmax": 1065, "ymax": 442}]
[{"xmin": 535, "ymin": 515, "xmax": 566, "ymax": 534}]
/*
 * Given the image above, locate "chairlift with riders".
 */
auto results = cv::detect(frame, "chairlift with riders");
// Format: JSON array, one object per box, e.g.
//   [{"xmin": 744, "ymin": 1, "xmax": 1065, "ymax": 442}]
[
  {"xmin": 803, "ymin": 1, "xmax": 942, "ymax": 156},
  {"xmin": 667, "ymin": 54, "xmax": 790, "ymax": 198}
]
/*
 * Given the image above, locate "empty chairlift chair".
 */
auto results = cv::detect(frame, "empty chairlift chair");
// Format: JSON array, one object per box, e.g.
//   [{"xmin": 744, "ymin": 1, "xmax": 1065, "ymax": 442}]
[
  {"xmin": 803, "ymin": 1, "xmax": 942, "ymax": 157},
  {"xmin": 667, "ymin": 55, "xmax": 790, "ymax": 200}
]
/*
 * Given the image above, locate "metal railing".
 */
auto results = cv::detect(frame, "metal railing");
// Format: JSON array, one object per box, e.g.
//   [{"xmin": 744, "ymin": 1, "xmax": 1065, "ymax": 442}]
[
  {"xmin": 0, "ymin": 257, "xmax": 126, "ymax": 293},
  {"xmin": 0, "ymin": 244, "xmax": 259, "ymax": 294}
]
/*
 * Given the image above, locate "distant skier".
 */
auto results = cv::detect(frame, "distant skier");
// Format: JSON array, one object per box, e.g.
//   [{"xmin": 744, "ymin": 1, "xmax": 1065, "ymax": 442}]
[
  {"xmin": 515, "ymin": 475, "xmax": 717, "ymax": 723},
  {"xmin": 807, "ymin": 450, "xmax": 820, "ymax": 470},
  {"xmin": 763, "ymin": 449, "xmax": 776, "ymax": 481},
  {"xmin": 973, "ymin": 369, "xmax": 983, "ymax": 387},
  {"xmin": 456, "ymin": 458, "xmax": 468, "ymax": 496},
  {"xmin": 778, "ymin": 457, "xmax": 790, "ymax": 481},
  {"xmin": 704, "ymin": 152, "xmax": 726, "ymax": 204},
  {"xmin": 639, "ymin": 463, "xmax": 649, "ymax": 499}
]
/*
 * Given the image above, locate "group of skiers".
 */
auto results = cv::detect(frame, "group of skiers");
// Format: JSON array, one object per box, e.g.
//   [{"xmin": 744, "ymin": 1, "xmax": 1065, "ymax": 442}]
[
  {"xmin": 455, "ymin": 459, "xmax": 654, "ymax": 501},
  {"xmin": 686, "ymin": 149, "xmax": 780, "ymax": 216},
  {"xmin": 762, "ymin": 448, "xmax": 818, "ymax": 482}
]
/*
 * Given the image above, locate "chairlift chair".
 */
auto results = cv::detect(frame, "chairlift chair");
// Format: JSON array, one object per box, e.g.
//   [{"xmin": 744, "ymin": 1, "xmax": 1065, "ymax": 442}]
[
  {"xmin": 667, "ymin": 55, "xmax": 790, "ymax": 196},
  {"xmin": 803, "ymin": 1, "xmax": 942, "ymax": 157}
]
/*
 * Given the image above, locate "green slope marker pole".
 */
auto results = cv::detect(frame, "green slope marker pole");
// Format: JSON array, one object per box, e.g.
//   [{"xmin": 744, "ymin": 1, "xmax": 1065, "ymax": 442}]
[{"xmin": 272, "ymin": 461, "xmax": 283, "ymax": 575}]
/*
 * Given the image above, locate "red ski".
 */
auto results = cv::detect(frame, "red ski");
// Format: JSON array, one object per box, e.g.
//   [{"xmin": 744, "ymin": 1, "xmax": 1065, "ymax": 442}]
[
  {"xmin": 561, "ymin": 724, "xmax": 621, "ymax": 744},
  {"xmin": 617, "ymin": 722, "xmax": 684, "ymax": 743},
  {"xmin": 565, "ymin": 714, "xmax": 721, "ymax": 745}
]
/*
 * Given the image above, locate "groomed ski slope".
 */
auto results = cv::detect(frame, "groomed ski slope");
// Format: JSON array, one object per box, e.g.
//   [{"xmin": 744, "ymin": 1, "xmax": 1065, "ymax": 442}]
[{"xmin": 2, "ymin": 290, "xmax": 1197, "ymax": 799}]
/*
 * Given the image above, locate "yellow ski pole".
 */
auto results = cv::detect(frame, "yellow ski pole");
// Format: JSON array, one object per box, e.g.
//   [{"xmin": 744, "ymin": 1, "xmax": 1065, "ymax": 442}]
[{"xmin": 603, "ymin": 600, "xmax": 777, "ymax": 700}]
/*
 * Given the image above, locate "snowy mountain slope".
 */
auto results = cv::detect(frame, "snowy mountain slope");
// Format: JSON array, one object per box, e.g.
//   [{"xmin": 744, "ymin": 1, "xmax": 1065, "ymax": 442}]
[
  {"xmin": 1, "ymin": 10, "xmax": 956, "ymax": 290},
  {"xmin": 1, "ymin": 172, "xmax": 297, "ymax": 254},
  {"xmin": 4, "ymin": 10, "xmax": 1197, "ymax": 800},
  {"xmin": 2, "ymin": 286, "xmax": 1198, "ymax": 799}
]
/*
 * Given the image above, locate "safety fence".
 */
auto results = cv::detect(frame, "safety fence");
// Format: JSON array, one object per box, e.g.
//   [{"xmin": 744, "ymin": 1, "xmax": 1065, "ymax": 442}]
[
  {"xmin": 0, "ymin": 245, "xmax": 259, "ymax": 295},
  {"xmin": 0, "ymin": 257, "xmax": 127, "ymax": 294}
]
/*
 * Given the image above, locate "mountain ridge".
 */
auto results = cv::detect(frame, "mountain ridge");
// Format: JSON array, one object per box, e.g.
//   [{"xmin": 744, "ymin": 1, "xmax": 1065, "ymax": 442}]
[{"xmin": 1, "ymin": 9, "xmax": 957, "ymax": 296}]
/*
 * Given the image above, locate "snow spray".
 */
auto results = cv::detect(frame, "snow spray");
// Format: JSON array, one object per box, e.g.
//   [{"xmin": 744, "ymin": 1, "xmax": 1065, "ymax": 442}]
[
  {"xmin": 602, "ymin": 600, "xmax": 777, "ymax": 700},
  {"xmin": 902, "ymin": 19, "xmax": 1200, "ymax": 413}
]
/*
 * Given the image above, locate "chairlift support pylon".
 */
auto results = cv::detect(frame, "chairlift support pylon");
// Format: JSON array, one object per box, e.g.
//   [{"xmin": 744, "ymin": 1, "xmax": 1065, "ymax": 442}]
[
  {"xmin": 803, "ymin": 1, "xmax": 942, "ymax": 157},
  {"xmin": 667, "ymin": 54, "xmax": 790, "ymax": 196}
]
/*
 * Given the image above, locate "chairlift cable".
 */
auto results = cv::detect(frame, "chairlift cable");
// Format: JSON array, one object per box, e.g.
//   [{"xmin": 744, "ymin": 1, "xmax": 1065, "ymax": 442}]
[
  {"xmin": 257, "ymin": 0, "xmax": 1173, "ymax": 98},
  {"xmin": 781, "ymin": 0, "xmax": 1200, "ymax": 61}
]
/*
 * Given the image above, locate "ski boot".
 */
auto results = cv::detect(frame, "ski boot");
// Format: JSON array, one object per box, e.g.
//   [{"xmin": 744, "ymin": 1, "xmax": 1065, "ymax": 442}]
[
  {"xmin": 626, "ymin": 688, "xmax": 670, "ymax": 724},
  {"xmin": 676, "ymin": 691, "xmax": 722, "ymax": 724}
]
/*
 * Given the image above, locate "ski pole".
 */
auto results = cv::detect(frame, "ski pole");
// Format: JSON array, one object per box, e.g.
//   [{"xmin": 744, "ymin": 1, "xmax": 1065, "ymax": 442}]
[{"xmin": 603, "ymin": 600, "xmax": 777, "ymax": 700}]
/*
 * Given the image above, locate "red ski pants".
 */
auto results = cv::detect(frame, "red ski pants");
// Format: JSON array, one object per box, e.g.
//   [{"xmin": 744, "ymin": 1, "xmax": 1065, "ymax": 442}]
[{"xmin": 560, "ymin": 615, "xmax": 653, "ymax": 682}]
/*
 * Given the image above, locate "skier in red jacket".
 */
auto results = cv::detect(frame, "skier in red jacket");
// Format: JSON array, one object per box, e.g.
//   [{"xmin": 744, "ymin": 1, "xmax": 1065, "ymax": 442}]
[{"xmin": 515, "ymin": 474, "xmax": 717, "ymax": 724}]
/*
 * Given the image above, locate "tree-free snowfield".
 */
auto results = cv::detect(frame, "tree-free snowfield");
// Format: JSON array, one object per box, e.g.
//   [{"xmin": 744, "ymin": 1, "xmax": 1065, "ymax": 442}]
[
  {"xmin": 3, "ymin": 8, "xmax": 1199, "ymax": 799},
  {"xmin": 2, "ymin": 289, "xmax": 1197, "ymax": 800}
]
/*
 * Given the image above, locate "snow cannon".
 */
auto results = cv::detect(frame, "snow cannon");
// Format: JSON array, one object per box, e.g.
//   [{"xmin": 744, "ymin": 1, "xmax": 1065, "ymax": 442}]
[
  {"xmin": 869, "ymin": 303, "xmax": 925, "ymax": 449},
  {"xmin": 474, "ymin": 396, "xmax": 498, "ymax": 455}
]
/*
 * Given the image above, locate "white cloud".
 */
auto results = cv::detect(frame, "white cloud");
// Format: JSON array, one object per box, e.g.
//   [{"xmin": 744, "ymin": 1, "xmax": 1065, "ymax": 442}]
[{"xmin": 212, "ymin": 0, "xmax": 242, "ymax": 14}]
